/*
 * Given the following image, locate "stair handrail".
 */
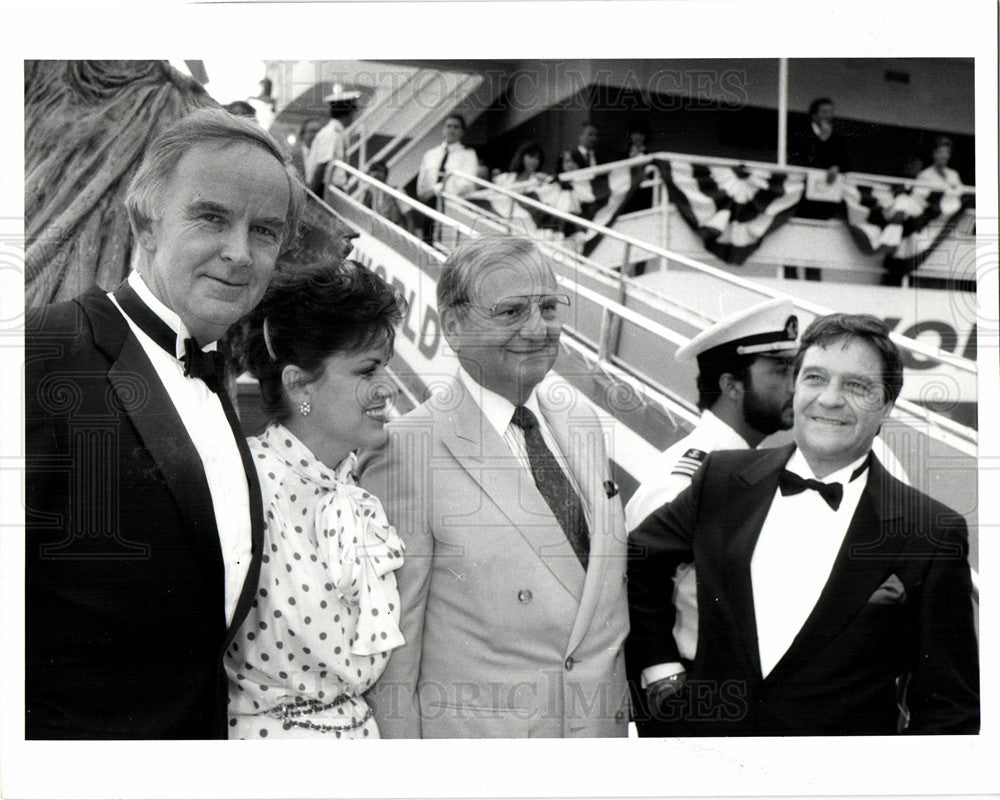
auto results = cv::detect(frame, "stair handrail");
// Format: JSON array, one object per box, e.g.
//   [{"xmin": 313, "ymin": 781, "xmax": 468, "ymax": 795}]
[
  {"xmin": 323, "ymin": 171, "xmax": 980, "ymax": 598},
  {"xmin": 343, "ymin": 68, "xmax": 444, "ymax": 168},
  {"xmin": 435, "ymin": 190, "xmax": 719, "ymax": 335},
  {"xmin": 344, "ymin": 68, "xmax": 423, "ymax": 146},
  {"xmin": 371, "ymin": 73, "xmax": 483, "ymax": 172},
  {"xmin": 340, "ymin": 72, "xmax": 484, "ymax": 181},
  {"xmin": 333, "ymin": 160, "xmax": 479, "ymax": 238},
  {"xmin": 447, "ymin": 167, "xmax": 977, "ymax": 374},
  {"xmin": 442, "ymin": 167, "xmax": 978, "ymax": 455}
]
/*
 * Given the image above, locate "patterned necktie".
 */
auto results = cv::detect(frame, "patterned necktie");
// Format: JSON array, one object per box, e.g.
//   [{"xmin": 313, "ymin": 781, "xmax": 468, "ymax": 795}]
[
  {"xmin": 510, "ymin": 406, "xmax": 589, "ymax": 569},
  {"xmin": 114, "ymin": 281, "xmax": 224, "ymax": 392}
]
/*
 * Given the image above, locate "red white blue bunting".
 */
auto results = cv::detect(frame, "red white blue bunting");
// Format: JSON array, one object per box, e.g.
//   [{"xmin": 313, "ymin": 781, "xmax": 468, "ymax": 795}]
[
  {"xmin": 842, "ymin": 182, "xmax": 976, "ymax": 275},
  {"xmin": 655, "ymin": 158, "xmax": 805, "ymax": 266},
  {"xmin": 466, "ymin": 158, "xmax": 974, "ymax": 277},
  {"xmin": 467, "ymin": 163, "xmax": 644, "ymax": 247}
]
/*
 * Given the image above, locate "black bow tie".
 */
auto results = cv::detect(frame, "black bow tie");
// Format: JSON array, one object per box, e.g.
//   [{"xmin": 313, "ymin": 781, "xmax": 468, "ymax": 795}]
[
  {"xmin": 113, "ymin": 280, "xmax": 224, "ymax": 392},
  {"xmin": 778, "ymin": 460, "xmax": 870, "ymax": 511},
  {"xmin": 778, "ymin": 470, "xmax": 844, "ymax": 510},
  {"xmin": 182, "ymin": 338, "xmax": 224, "ymax": 387}
]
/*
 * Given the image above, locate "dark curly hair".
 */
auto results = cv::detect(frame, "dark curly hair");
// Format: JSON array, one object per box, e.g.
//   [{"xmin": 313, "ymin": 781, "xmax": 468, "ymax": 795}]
[{"xmin": 246, "ymin": 261, "xmax": 407, "ymax": 420}]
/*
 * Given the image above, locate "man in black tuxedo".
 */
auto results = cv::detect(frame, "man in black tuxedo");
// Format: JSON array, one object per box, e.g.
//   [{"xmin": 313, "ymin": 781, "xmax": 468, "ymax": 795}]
[
  {"xmin": 25, "ymin": 109, "xmax": 301, "ymax": 738},
  {"xmin": 627, "ymin": 313, "xmax": 979, "ymax": 736}
]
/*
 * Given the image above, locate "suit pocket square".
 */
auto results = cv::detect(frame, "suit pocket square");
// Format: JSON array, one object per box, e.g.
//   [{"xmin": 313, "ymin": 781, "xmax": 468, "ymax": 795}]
[{"xmin": 867, "ymin": 573, "xmax": 907, "ymax": 605}]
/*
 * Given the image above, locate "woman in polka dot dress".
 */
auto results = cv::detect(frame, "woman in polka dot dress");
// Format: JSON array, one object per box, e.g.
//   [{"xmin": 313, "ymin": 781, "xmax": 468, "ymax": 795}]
[{"xmin": 226, "ymin": 262, "xmax": 407, "ymax": 739}]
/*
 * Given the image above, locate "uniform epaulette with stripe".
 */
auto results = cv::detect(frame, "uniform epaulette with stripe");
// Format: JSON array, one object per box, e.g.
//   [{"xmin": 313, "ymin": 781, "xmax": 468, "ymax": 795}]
[{"xmin": 671, "ymin": 448, "xmax": 708, "ymax": 477}]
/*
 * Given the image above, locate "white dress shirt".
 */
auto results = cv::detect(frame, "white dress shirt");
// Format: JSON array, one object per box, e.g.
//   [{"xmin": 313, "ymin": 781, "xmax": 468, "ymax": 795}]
[
  {"xmin": 915, "ymin": 164, "xmax": 963, "ymax": 191},
  {"xmin": 457, "ymin": 368, "xmax": 592, "ymax": 530},
  {"xmin": 416, "ymin": 142, "xmax": 479, "ymax": 201},
  {"xmin": 110, "ymin": 271, "xmax": 252, "ymax": 627},
  {"xmin": 750, "ymin": 449, "xmax": 870, "ymax": 677}
]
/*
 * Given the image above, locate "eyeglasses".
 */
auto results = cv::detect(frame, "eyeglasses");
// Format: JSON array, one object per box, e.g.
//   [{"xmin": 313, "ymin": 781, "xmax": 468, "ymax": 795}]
[{"xmin": 462, "ymin": 293, "xmax": 571, "ymax": 327}]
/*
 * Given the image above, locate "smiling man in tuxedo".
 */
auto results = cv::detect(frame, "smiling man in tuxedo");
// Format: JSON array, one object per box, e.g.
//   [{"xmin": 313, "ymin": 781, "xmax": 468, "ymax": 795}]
[
  {"xmin": 627, "ymin": 313, "xmax": 979, "ymax": 736},
  {"xmin": 25, "ymin": 108, "xmax": 301, "ymax": 738}
]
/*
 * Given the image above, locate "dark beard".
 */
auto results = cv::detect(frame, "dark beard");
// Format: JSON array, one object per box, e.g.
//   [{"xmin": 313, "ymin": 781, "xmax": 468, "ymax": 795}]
[{"xmin": 742, "ymin": 390, "xmax": 791, "ymax": 437}]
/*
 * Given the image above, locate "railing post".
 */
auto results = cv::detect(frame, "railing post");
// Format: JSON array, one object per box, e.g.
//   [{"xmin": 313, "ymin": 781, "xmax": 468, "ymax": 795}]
[
  {"xmin": 602, "ymin": 242, "xmax": 632, "ymax": 360},
  {"xmin": 659, "ymin": 170, "xmax": 670, "ymax": 272},
  {"xmin": 597, "ymin": 306, "xmax": 614, "ymax": 362}
]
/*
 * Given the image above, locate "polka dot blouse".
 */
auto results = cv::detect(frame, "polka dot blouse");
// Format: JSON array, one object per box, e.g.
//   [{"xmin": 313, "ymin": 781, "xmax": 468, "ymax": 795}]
[{"xmin": 225, "ymin": 422, "xmax": 405, "ymax": 739}]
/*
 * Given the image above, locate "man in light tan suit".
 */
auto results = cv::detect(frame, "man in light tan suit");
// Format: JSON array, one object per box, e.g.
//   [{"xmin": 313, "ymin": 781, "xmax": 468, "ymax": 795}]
[{"xmin": 360, "ymin": 235, "xmax": 630, "ymax": 738}]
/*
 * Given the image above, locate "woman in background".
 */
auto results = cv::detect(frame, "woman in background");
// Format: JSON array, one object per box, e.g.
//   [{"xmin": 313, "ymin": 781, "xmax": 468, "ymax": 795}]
[
  {"xmin": 226, "ymin": 262, "xmax": 407, "ymax": 739},
  {"xmin": 492, "ymin": 140, "xmax": 574, "ymax": 230},
  {"xmin": 496, "ymin": 140, "xmax": 549, "ymax": 188}
]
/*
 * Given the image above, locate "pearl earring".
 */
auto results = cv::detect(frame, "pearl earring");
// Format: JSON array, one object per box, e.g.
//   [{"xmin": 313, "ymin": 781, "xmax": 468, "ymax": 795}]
[{"xmin": 299, "ymin": 400, "xmax": 312, "ymax": 417}]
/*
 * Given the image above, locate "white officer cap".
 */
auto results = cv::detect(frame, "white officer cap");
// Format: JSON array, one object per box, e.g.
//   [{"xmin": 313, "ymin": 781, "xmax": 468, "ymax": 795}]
[
  {"xmin": 676, "ymin": 298, "xmax": 799, "ymax": 364},
  {"xmin": 323, "ymin": 83, "xmax": 361, "ymax": 105}
]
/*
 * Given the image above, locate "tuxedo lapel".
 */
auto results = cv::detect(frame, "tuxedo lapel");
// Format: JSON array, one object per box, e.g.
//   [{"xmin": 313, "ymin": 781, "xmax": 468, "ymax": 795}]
[
  {"xmin": 88, "ymin": 288, "xmax": 265, "ymax": 638},
  {"xmin": 90, "ymin": 296, "xmax": 226, "ymax": 586},
  {"xmin": 438, "ymin": 379, "xmax": 585, "ymax": 601},
  {"xmin": 724, "ymin": 444, "xmax": 797, "ymax": 678},
  {"xmin": 766, "ymin": 457, "xmax": 909, "ymax": 682},
  {"xmin": 216, "ymin": 384, "xmax": 265, "ymax": 645}
]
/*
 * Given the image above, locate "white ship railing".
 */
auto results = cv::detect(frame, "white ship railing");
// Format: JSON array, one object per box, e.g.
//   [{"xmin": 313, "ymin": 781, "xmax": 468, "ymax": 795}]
[{"xmin": 334, "ymin": 160, "xmax": 978, "ymax": 457}]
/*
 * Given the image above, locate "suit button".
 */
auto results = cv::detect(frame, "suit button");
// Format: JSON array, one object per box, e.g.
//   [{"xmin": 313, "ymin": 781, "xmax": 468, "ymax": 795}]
[
  {"xmin": 564, "ymin": 656, "xmax": 575, "ymax": 671},
  {"xmin": 517, "ymin": 589, "xmax": 533, "ymax": 604},
  {"xmin": 615, "ymin": 709, "xmax": 626, "ymax": 723}
]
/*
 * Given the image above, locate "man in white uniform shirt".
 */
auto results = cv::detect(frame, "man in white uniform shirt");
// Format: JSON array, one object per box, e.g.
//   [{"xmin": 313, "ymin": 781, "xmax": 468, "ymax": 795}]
[
  {"xmin": 627, "ymin": 298, "xmax": 798, "ymax": 527},
  {"xmin": 361, "ymin": 235, "xmax": 630, "ymax": 738},
  {"xmin": 305, "ymin": 84, "xmax": 359, "ymax": 197},
  {"xmin": 25, "ymin": 109, "xmax": 300, "ymax": 738},
  {"xmin": 624, "ymin": 298, "xmax": 797, "ymax": 734},
  {"xmin": 627, "ymin": 313, "xmax": 979, "ymax": 736}
]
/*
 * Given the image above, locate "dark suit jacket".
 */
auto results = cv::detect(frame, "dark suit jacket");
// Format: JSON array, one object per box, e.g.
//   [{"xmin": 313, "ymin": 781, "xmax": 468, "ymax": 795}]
[
  {"xmin": 788, "ymin": 123, "xmax": 851, "ymax": 172},
  {"xmin": 627, "ymin": 444, "xmax": 979, "ymax": 736},
  {"xmin": 561, "ymin": 146, "xmax": 597, "ymax": 172},
  {"xmin": 24, "ymin": 287, "xmax": 263, "ymax": 739}
]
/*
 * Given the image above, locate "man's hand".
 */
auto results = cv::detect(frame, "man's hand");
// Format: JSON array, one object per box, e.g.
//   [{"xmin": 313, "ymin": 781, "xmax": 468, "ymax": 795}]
[{"xmin": 645, "ymin": 671, "xmax": 687, "ymax": 715}]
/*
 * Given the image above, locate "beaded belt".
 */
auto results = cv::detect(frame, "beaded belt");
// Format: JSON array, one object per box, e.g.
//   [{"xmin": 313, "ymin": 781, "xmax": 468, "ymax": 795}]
[{"xmin": 262, "ymin": 695, "xmax": 373, "ymax": 734}]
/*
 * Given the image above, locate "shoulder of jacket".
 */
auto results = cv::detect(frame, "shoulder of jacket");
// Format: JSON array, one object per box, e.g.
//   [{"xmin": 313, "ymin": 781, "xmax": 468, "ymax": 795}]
[{"xmin": 669, "ymin": 447, "xmax": 709, "ymax": 478}]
